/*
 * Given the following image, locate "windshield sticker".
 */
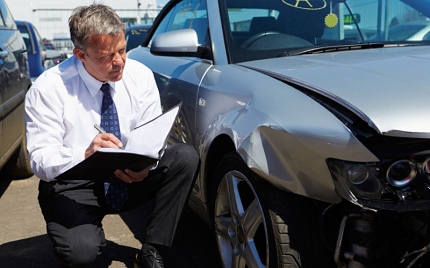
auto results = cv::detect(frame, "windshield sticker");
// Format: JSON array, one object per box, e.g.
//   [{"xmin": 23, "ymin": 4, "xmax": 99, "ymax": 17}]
[
  {"xmin": 172, "ymin": 0, "xmax": 201, "ymax": 30},
  {"xmin": 130, "ymin": 29, "xmax": 148, "ymax": 35},
  {"xmin": 325, "ymin": 13, "xmax": 338, "ymax": 28},
  {"xmin": 282, "ymin": 0, "xmax": 327, "ymax": 10}
]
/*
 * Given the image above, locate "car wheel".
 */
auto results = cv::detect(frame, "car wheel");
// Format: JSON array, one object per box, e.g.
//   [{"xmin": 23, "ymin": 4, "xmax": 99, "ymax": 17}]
[
  {"xmin": 211, "ymin": 151, "xmax": 333, "ymax": 268},
  {"xmin": 171, "ymin": 111, "xmax": 191, "ymax": 144},
  {"xmin": 4, "ymin": 132, "xmax": 33, "ymax": 179}
]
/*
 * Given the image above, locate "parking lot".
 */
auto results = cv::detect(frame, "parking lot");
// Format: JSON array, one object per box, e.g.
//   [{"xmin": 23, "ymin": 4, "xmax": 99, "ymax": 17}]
[{"xmin": 0, "ymin": 174, "xmax": 222, "ymax": 268}]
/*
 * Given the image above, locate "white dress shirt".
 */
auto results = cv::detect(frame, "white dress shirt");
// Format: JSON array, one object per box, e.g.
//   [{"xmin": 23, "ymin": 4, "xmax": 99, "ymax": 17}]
[{"xmin": 25, "ymin": 56, "xmax": 162, "ymax": 182}]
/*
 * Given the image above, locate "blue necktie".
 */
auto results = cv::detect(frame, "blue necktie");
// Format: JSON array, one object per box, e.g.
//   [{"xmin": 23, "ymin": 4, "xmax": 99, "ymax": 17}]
[{"xmin": 100, "ymin": 83, "xmax": 128, "ymax": 211}]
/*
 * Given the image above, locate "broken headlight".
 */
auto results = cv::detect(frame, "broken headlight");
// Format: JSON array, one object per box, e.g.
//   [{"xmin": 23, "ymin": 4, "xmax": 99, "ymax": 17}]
[
  {"xmin": 386, "ymin": 160, "xmax": 416, "ymax": 187},
  {"xmin": 327, "ymin": 156, "xmax": 430, "ymax": 210}
]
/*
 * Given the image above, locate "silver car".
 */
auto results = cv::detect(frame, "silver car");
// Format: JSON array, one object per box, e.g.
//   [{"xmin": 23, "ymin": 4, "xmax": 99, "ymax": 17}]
[{"xmin": 128, "ymin": 0, "xmax": 430, "ymax": 267}]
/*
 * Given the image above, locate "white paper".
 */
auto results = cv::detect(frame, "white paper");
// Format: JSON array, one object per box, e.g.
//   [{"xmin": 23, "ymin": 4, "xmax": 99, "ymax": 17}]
[{"xmin": 125, "ymin": 104, "xmax": 180, "ymax": 156}]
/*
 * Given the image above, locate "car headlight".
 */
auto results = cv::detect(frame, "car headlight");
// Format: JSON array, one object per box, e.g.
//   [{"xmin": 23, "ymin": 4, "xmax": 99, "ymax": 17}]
[
  {"xmin": 421, "ymin": 156, "xmax": 430, "ymax": 181},
  {"xmin": 328, "ymin": 160, "xmax": 384, "ymax": 201},
  {"xmin": 327, "ymin": 156, "xmax": 430, "ymax": 209},
  {"xmin": 347, "ymin": 166, "xmax": 369, "ymax": 185},
  {"xmin": 386, "ymin": 160, "xmax": 416, "ymax": 187}
]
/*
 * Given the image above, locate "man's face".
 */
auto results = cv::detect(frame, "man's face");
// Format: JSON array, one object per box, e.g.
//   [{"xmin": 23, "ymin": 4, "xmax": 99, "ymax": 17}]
[{"xmin": 74, "ymin": 32, "xmax": 126, "ymax": 82}]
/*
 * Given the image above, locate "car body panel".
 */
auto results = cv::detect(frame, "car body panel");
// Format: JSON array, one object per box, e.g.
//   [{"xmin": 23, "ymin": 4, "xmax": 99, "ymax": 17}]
[
  {"xmin": 206, "ymin": 0, "xmax": 228, "ymax": 65},
  {"xmin": 128, "ymin": 47, "xmax": 211, "ymax": 147},
  {"xmin": 0, "ymin": 27, "xmax": 27, "ymax": 164},
  {"xmin": 194, "ymin": 63, "xmax": 380, "ymax": 203},
  {"xmin": 240, "ymin": 46, "xmax": 430, "ymax": 138},
  {"xmin": 0, "ymin": 0, "xmax": 31, "ymax": 172},
  {"xmin": 130, "ymin": 33, "xmax": 380, "ymax": 204}
]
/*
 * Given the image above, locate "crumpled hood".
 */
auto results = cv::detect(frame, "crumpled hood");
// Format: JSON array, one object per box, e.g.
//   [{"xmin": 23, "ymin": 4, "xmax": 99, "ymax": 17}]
[{"xmin": 239, "ymin": 46, "xmax": 430, "ymax": 138}]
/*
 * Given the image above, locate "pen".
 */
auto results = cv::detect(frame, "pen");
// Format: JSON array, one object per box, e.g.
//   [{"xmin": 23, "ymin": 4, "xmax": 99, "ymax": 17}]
[
  {"xmin": 94, "ymin": 124, "xmax": 106, "ymax": 134},
  {"xmin": 94, "ymin": 124, "xmax": 124, "ymax": 150}
]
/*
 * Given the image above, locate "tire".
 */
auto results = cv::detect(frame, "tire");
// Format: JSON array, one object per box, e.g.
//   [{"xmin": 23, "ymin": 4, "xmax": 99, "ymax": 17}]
[
  {"xmin": 210, "ymin": 151, "xmax": 333, "ymax": 268},
  {"xmin": 171, "ymin": 110, "xmax": 192, "ymax": 145},
  {"xmin": 4, "ymin": 133, "xmax": 34, "ymax": 179}
]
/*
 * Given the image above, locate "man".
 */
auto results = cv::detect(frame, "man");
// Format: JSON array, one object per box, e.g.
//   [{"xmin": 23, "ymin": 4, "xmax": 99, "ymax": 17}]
[{"xmin": 25, "ymin": 4, "xmax": 199, "ymax": 268}]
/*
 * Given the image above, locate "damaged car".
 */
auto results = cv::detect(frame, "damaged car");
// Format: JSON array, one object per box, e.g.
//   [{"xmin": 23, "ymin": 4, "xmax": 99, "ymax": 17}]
[{"xmin": 127, "ymin": 0, "xmax": 430, "ymax": 267}]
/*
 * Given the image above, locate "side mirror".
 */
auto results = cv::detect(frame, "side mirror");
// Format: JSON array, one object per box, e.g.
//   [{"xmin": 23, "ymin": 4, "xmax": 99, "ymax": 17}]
[{"xmin": 150, "ymin": 29, "xmax": 206, "ymax": 57}]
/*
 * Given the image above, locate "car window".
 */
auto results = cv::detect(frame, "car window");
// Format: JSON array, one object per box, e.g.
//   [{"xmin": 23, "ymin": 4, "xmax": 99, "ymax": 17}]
[
  {"xmin": 150, "ymin": 8, "xmax": 175, "ymax": 42},
  {"xmin": 17, "ymin": 24, "xmax": 33, "ymax": 54},
  {"xmin": 423, "ymin": 31, "xmax": 430, "ymax": 41},
  {"xmin": 221, "ymin": 0, "xmax": 430, "ymax": 64},
  {"xmin": 43, "ymin": 39, "xmax": 56, "ymax": 50},
  {"xmin": 227, "ymin": 9, "xmax": 280, "ymax": 47},
  {"xmin": 125, "ymin": 27, "xmax": 149, "ymax": 52},
  {"xmin": 387, "ymin": 24, "xmax": 427, "ymax": 41},
  {"xmin": 0, "ymin": 0, "xmax": 15, "ymax": 29},
  {"xmin": 0, "ymin": 9, "xmax": 5, "ymax": 27},
  {"xmin": 34, "ymin": 26, "xmax": 46, "ymax": 53},
  {"xmin": 150, "ymin": 0, "xmax": 208, "ymax": 45}
]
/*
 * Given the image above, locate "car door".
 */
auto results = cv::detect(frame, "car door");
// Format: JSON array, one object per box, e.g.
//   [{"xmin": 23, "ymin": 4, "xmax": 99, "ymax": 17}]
[
  {"xmin": 0, "ymin": 0, "xmax": 27, "ymax": 165},
  {"xmin": 130, "ymin": 0, "xmax": 211, "ymax": 147},
  {"xmin": 0, "ymin": 18, "xmax": 5, "ymax": 159}
]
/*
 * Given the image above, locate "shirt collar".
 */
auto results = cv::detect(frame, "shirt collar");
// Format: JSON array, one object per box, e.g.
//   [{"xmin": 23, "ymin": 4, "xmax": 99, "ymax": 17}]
[{"xmin": 76, "ymin": 60, "xmax": 117, "ymax": 97}]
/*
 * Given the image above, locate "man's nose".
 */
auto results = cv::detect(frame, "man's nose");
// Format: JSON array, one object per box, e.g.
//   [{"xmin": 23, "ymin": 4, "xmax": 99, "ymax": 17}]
[{"xmin": 113, "ymin": 53, "xmax": 124, "ymax": 65}]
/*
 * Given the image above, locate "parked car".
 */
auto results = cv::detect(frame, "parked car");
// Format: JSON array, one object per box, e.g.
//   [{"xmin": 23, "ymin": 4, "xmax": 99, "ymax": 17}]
[
  {"xmin": 125, "ymin": 24, "xmax": 151, "ymax": 52},
  {"xmin": 16, "ymin": 20, "xmax": 61, "ymax": 81},
  {"xmin": 372, "ymin": 21, "xmax": 430, "ymax": 42},
  {"xmin": 42, "ymin": 38, "xmax": 55, "ymax": 50},
  {"xmin": 128, "ymin": 0, "xmax": 430, "ymax": 267},
  {"xmin": 0, "ymin": 0, "xmax": 33, "ymax": 178},
  {"xmin": 52, "ymin": 37, "xmax": 74, "ymax": 59},
  {"xmin": 42, "ymin": 38, "xmax": 64, "ymax": 64}
]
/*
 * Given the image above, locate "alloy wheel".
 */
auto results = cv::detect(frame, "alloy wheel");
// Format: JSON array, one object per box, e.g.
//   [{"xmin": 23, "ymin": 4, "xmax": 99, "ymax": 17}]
[{"xmin": 214, "ymin": 170, "xmax": 269, "ymax": 268}]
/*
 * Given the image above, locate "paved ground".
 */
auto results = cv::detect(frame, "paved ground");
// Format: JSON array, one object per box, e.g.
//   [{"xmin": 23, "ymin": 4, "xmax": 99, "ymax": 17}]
[{"xmin": 0, "ymin": 174, "xmax": 222, "ymax": 268}]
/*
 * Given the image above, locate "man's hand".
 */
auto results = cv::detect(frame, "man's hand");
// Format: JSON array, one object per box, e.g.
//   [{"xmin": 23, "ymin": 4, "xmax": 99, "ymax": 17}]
[
  {"xmin": 114, "ymin": 165, "xmax": 152, "ymax": 183},
  {"xmin": 85, "ymin": 133, "xmax": 123, "ymax": 159}
]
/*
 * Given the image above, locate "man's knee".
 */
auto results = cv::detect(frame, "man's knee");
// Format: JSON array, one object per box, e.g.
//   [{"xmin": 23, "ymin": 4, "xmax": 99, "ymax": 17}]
[
  {"xmin": 48, "ymin": 223, "xmax": 105, "ymax": 268},
  {"xmin": 171, "ymin": 143, "xmax": 200, "ymax": 173},
  {"xmin": 56, "ymin": 239, "xmax": 102, "ymax": 268}
]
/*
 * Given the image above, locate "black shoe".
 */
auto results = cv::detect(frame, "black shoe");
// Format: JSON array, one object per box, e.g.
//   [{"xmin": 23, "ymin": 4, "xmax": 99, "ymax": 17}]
[{"xmin": 134, "ymin": 249, "xmax": 165, "ymax": 268}]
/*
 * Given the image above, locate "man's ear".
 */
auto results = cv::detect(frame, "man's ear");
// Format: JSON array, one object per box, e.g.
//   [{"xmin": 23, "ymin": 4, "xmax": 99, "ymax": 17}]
[{"xmin": 73, "ymin": 48, "xmax": 87, "ymax": 62}]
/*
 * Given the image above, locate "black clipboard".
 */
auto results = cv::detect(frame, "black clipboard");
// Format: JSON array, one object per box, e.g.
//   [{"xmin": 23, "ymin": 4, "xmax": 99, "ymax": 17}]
[{"xmin": 55, "ymin": 103, "xmax": 182, "ymax": 181}]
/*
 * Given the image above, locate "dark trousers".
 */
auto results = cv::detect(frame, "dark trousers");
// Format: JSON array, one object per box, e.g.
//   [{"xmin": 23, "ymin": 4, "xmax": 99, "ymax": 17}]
[{"xmin": 38, "ymin": 144, "xmax": 200, "ymax": 268}]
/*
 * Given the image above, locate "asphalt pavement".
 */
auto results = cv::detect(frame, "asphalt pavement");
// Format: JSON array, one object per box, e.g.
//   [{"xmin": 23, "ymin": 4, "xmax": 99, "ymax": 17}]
[{"xmin": 0, "ymin": 174, "xmax": 222, "ymax": 268}]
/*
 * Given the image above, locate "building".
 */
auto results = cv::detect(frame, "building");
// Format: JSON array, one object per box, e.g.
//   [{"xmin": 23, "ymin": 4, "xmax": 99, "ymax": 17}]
[{"xmin": 7, "ymin": 0, "xmax": 161, "ymax": 41}]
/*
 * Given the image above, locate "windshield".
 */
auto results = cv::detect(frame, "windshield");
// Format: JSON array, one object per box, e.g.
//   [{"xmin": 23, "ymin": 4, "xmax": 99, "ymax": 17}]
[{"xmin": 220, "ymin": 0, "xmax": 430, "ymax": 63}]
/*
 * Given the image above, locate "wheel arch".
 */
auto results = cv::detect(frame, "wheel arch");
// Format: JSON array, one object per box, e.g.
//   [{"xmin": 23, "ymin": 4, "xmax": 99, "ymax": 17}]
[{"xmin": 203, "ymin": 133, "xmax": 236, "ymax": 202}]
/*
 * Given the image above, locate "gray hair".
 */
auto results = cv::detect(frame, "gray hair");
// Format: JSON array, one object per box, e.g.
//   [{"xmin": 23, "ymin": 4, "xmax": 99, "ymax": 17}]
[{"xmin": 69, "ymin": 4, "xmax": 125, "ymax": 52}]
